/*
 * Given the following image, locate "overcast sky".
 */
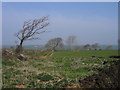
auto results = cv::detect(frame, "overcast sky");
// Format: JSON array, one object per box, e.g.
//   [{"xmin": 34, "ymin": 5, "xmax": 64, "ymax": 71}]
[{"xmin": 2, "ymin": 2, "xmax": 118, "ymax": 45}]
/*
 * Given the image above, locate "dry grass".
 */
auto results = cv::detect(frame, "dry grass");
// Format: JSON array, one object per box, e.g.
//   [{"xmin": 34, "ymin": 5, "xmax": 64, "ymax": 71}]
[{"xmin": 2, "ymin": 50, "xmax": 119, "ymax": 88}]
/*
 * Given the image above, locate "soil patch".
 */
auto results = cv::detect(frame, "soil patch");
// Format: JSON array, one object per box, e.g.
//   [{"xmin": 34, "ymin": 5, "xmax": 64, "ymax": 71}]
[{"xmin": 79, "ymin": 60, "xmax": 120, "ymax": 88}]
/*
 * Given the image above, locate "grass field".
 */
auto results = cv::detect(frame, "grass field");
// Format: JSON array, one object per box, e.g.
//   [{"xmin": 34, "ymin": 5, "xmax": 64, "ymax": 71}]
[{"xmin": 2, "ymin": 50, "xmax": 119, "ymax": 88}]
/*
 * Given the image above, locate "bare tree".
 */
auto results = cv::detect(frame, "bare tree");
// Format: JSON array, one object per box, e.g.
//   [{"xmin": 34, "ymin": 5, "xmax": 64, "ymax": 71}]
[
  {"xmin": 83, "ymin": 44, "xmax": 91, "ymax": 50},
  {"xmin": 45, "ymin": 38, "xmax": 64, "ymax": 51},
  {"xmin": 15, "ymin": 16, "xmax": 49, "ymax": 53},
  {"xmin": 66, "ymin": 36, "xmax": 77, "ymax": 50},
  {"xmin": 91, "ymin": 43, "xmax": 99, "ymax": 50}
]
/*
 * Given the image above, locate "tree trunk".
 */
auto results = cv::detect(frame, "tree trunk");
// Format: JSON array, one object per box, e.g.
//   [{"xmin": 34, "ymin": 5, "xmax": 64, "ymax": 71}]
[
  {"xmin": 16, "ymin": 39, "xmax": 24, "ymax": 53},
  {"xmin": 52, "ymin": 47, "xmax": 56, "ymax": 51}
]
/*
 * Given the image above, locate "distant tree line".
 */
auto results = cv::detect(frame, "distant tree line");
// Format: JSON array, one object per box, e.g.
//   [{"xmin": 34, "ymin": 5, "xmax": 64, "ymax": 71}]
[
  {"xmin": 14, "ymin": 16, "xmax": 115, "ymax": 53},
  {"xmin": 45, "ymin": 36, "xmax": 114, "ymax": 51}
]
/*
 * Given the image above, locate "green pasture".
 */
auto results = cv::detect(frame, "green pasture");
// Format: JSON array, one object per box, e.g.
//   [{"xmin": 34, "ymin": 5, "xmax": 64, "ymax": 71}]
[
  {"xmin": 52, "ymin": 50, "xmax": 118, "ymax": 58},
  {"xmin": 2, "ymin": 50, "xmax": 119, "ymax": 88}
]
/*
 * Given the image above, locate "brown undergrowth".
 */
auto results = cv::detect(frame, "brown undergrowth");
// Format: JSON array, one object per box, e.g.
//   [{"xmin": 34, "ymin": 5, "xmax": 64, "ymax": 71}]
[{"xmin": 79, "ymin": 60, "xmax": 120, "ymax": 88}]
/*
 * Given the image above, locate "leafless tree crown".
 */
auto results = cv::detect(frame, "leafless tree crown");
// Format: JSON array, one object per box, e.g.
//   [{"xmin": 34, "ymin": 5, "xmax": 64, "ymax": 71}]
[
  {"xmin": 66, "ymin": 36, "xmax": 77, "ymax": 50},
  {"xmin": 45, "ymin": 37, "xmax": 64, "ymax": 50},
  {"xmin": 91, "ymin": 43, "xmax": 99, "ymax": 49},
  {"xmin": 15, "ymin": 16, "xmax": 49, "ymax": 41},
  {"xmin": 15, "ymin": 16, "xmax": 49, "ymax": 53},
  {"xmin": 66, "ymin": 36, "xmax": 76, "ymax": 45}
]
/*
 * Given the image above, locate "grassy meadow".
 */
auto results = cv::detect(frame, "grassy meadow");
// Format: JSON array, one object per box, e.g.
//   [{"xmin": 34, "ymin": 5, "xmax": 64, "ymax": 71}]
[{"xmin": 2, "ymin": 50, "xmax": 119, "ymax": 88}]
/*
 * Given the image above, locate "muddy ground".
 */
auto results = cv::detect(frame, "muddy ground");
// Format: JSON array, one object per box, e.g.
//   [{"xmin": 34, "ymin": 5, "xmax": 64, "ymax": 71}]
[{"xmin": 79, "ymin": 60, "xmax": 120, "ymax": 89}]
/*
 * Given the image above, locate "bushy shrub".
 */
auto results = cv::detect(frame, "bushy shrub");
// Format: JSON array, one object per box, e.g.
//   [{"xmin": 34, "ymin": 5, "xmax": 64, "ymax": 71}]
[{"xmin": 37, "ymin": 73, "xmax": 54, "ymax": 81}]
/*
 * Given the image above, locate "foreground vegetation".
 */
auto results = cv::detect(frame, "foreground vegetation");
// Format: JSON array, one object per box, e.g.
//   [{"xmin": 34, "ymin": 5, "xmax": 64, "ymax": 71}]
[{"xmin": 2, "ymin": 50, "xmax": 120, "ymax": 88}]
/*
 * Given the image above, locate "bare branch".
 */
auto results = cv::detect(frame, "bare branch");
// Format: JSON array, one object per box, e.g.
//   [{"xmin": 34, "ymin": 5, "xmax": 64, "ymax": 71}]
[
  {"xmin": 45, "ymin": 37, "xmax": 64, "ymax": 51},
  {"xmin": 15, "ymin": 16, "xmax": 49, "ymax": 53},
  {"xmin": 14, "ymin": 33, "xmax": 21, "ymax": 40},
  {"xmin": 25, "ymin": 37, "xmax": 39, "ymax": 40}
]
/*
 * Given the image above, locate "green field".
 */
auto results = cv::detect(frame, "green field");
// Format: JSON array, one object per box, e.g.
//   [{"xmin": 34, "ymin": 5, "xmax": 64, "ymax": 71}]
[
  {"xmin": 52, "ymin": 50, "xmax": 118, "ymax": 57},
  {"xmin": 2, "ymin": 50, "xmax": 119, "ymax": 88}
]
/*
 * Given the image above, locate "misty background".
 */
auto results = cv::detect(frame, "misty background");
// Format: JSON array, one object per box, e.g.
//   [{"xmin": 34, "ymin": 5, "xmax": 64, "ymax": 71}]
[{"xmin": 2, "ymin": 2, "xmax": 118, "ymax": 49}]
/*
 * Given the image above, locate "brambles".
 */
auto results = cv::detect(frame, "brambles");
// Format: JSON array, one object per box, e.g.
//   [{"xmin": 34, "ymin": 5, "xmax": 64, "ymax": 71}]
[
  {"xmin": 2, "ymin": 49, "xmax": 29, "ymax": 61},
  {"xmin": 109, "ymin": 55, "xmax": 120, "ymax": 58},
  {"xmin": 17, "ymin": 54, "xmax": 28, "ymax": 61},
  {"xmin": 79, "ymin": 60, "xmax": 120, "ymax": 88}
]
